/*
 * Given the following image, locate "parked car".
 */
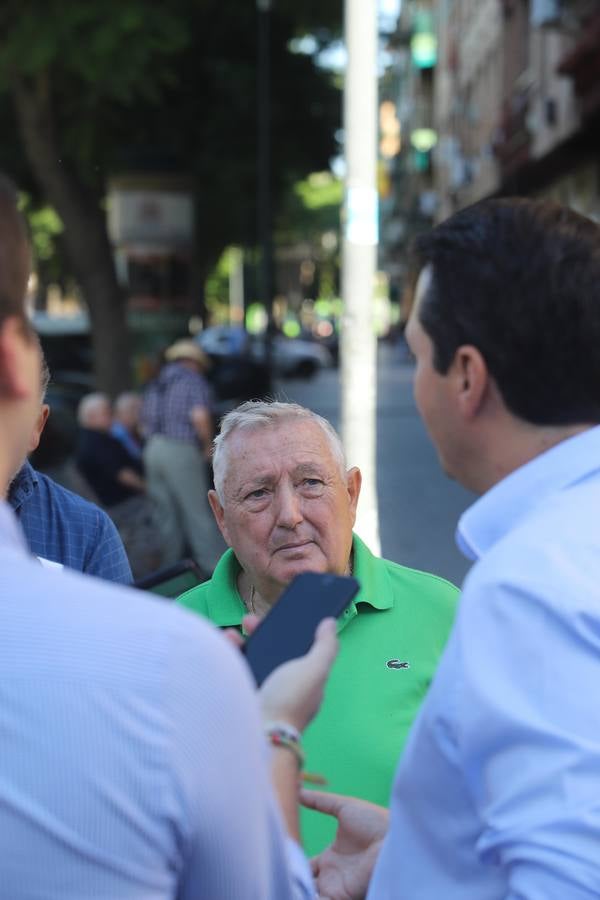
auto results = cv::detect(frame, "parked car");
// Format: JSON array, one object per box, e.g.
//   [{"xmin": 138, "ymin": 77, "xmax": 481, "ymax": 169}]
[{"xmin": 197, "ymin": 326, "xmax": 332, "ymax": 380}]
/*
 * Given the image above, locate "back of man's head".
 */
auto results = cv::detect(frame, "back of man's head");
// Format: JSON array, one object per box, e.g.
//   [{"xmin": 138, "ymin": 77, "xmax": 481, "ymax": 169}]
[
  {"xmin": 413, "ymin": 198, "xmax": 600, "ymax": 426},
  {"xmin": 0, "ymin": 174, "xmax": 30, "ymax": 325}
]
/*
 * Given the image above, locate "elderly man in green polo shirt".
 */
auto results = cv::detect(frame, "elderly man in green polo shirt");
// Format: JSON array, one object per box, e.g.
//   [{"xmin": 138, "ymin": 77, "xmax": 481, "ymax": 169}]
[{"xmin": 178, "ymin": 399, "xmax": 458, "ymax": 854}]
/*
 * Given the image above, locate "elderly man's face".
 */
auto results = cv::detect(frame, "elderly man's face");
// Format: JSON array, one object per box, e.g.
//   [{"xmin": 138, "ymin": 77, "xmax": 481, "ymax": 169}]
[{"xmin": 209, "ymin": 419, "xmax": 361, "ymax": 600}]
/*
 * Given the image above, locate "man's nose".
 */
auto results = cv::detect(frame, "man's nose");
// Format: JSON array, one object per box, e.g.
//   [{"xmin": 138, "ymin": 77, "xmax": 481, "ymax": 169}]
[{"xmin": 275, "ymin": 484, "xmax": 304, "ymax": 528}]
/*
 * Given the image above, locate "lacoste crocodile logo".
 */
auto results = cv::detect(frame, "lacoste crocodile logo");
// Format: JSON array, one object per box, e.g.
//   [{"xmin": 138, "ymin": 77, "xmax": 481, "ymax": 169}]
[{"xmin": 386, "ymin": 659, "xmax": 410, "ymax": 670}]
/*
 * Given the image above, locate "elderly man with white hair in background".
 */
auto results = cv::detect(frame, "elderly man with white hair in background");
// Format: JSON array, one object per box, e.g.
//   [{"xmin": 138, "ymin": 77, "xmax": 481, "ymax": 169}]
[
  {"xmin": 178, "ymin": 399, "xmax": 458, "ymax": 854},
  {"xmin": 111, "ymin": 391, "xmax": 144, "ymax": 461},
  {"xmin": 75, "ymin": 392, "xmax": 145, "ymax": 508}
]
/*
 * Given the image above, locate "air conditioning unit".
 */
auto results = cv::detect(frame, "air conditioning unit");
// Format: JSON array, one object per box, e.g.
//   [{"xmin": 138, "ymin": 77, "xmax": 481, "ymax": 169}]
[{"xmin": 531, "ymin": 0, "xmax": 561, "ymax": 26}]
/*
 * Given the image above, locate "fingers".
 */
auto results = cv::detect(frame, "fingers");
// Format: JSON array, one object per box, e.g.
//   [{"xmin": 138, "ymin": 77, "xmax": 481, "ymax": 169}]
[
  {"xmin": 222, "ymin": 627, "xmax": 245, "ymax": 649},
  {"xmin": 300, "ymin": 787, "xmax": 347, "ymax": 818},
  {"xmin": 241, "ymin": 613, "xmax": 261, "ymax": 635},
  {"xmin": 224, "ymin": 614, "xmax": 261, "ymax": 649}
]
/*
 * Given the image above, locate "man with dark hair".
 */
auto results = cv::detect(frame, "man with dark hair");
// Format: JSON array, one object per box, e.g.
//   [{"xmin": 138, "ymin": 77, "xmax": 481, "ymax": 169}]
[
  {"xmin": 305, "ymin": 199, "xmax": 600, "ymax": 899},
  {"xmin": 413, "ymin": 197, "xmax": 600, "ymax": 429},
  {"xmin": 0, "ymin": 171, "xmax": 336, "ymax": 898}
]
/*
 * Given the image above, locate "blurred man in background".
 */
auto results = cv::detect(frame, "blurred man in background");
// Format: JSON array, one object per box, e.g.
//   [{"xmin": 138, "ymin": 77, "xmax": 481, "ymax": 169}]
[
  {"xmin": 111, "ymin": 390, "xmax": 144, "ymax": 461},
  {"xmin": 76, "ymin": 392, "xmax": 145, "ymax": 507},
  {"xmin": 141, "ymin": 339, "xmax": 224, "ymax": 575},
  {"xmin": 76, "ymin": 392, "xmax": 161, "ymax": 578}
]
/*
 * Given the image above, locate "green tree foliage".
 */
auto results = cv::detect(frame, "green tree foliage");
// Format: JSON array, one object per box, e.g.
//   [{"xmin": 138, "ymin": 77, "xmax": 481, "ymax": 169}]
[
  {"xmin": 277, "ymin": 171, "xmax": 342, "ymax": 244},
  {"xmin": 0, "ymin": 0, "xmax": 342, "ymax": 391}
]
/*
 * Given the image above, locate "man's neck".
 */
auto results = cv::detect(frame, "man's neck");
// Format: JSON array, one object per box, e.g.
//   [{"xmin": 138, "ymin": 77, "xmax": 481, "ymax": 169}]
[
  {"xmin": 473, "ymin": 421, "xmax": 594, "ymax": 495},
  {"xmin": 237, "ymin": 570, "xmax": 279, "ymax": 617}
]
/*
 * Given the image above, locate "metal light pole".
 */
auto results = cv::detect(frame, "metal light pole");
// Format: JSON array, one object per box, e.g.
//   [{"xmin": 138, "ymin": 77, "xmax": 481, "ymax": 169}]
[
  {"xmin": 341, "ymin": 0, "xmax": 380, "ymax": 553},
  {"xmin": 257, "ymin": 0, "xmax": 274, "ymax": 365}
]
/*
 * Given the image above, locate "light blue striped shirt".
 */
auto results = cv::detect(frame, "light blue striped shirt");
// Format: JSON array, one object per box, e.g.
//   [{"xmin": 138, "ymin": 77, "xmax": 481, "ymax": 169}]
[
  {"xmin": 370, "ymin": 426, "xmax": 600, "ymax": 899},
  {"xmin": 0, "ymin": 503, "xmax": 313, "ymax": 899}
]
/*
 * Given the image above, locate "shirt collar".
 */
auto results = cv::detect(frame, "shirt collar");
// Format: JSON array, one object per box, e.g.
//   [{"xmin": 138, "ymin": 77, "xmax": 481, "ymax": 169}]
[
  {"xmin": 204, "ymin": 532, "xmax": 392, "ymax": 629},
  {"xmin": 350, "ymin": 532, "xmax": 393, "ymax": 611},
  {"xmin": 0, "ymin": 500, "xmax": 31, "ymax": 555},
  {"xmin": 204, "ymin": 549, "xmax": 246, "ymax": 627},
  {"xmin": 457, "ymin": 425, "xmax": 600, "ymax": 561},
  {"xmin": 7, "ymin": 460, "xmax": 38, "ymax": 512}
]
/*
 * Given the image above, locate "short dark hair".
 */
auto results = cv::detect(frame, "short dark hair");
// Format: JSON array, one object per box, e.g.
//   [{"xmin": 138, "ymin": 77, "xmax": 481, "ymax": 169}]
[
  {"xmin": 412, "ymin": 198, "xmax": 600, "ymax": 425},
  {"xmin": 0, "ymin": 173, "xmax": 31, "ymax": 327}
]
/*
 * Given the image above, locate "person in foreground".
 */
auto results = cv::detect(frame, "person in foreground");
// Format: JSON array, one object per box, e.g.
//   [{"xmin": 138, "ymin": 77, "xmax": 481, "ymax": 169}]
[
  {"xmin": 178, "ymin": 399, "xmax": 458, "ymax": 854},
  {"xmin": 0, "ymin": 173, "xmax": 335, "ymax": 898},
  {"xmin": 302, "ymin": 197, "xmax": 600, "ymax": 898}
]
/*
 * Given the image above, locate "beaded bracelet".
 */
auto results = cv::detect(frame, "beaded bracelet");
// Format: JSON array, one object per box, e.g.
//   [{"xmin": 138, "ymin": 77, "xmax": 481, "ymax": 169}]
[
  {"xmin": 265, "ymin": 723, "xmax": 305, "ymax": 771},
  {"xmin": 264, "ymin": 720, "xmax": 301, "ymax": 742}
]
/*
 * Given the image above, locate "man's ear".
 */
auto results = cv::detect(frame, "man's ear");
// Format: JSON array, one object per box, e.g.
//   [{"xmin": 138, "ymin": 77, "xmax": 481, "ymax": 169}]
[
  {"xmin": 0, "ymin": 317, "xmax": 35, "ymax": 400},
  {"xmin": 452, "ymin": 345, "xmax": 489, "ymax": 419},
  {"xmin": 208, "ymin": 489, "xmax": 231, "ymax": 545},
  {"xmin": 28, "ymin": 404, "xmax": 50, "ymax": 454},
  {"xmin": 346, "ymin": 466, "xmax": 362, "ymax": 525}
]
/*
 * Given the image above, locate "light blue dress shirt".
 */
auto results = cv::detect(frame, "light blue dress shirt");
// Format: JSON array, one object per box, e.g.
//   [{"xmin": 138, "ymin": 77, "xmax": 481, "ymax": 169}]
[
  {"xmin": 0, "ymin": 503, "xmax": 312, "ymax": 899},
  {"xmin": 369, "ymin": 426, "xmax": 600, "ymax": 899}
]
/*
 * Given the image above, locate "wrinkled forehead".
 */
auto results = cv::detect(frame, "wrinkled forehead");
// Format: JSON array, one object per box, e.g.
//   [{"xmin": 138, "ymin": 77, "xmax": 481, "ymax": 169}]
[{"xmin": 224, "ymin": 419, "xmax": 338, "ymax": 480}]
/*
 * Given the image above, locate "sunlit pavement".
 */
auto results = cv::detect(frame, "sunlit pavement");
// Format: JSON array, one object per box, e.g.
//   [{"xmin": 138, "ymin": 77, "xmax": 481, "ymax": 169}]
[{"xmin": 273, "ymin": 340, "xmax": 474, "ymax": 588}]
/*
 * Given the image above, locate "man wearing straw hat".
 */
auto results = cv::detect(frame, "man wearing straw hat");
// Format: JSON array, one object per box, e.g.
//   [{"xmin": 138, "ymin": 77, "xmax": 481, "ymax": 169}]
[{"xmin": 141, "ymin": 338, "xmax": 223, "ymax": 573}]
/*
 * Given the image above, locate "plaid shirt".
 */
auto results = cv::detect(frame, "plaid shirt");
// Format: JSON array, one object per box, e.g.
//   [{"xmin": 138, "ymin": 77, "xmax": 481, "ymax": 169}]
[
  {"xmin": 8, "ymin": 461, "xmax": 132, "ymax": 584},
  {"xmin": 141, "ymin": 362, "xmax": 213, "ymax": 444}
]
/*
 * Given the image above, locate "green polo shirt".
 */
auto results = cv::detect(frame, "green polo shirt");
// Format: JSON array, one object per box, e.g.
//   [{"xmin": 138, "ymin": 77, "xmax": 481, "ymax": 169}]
[{"xmin": 178, "ymin": 534, "xmax": 458, "ymax": 854}]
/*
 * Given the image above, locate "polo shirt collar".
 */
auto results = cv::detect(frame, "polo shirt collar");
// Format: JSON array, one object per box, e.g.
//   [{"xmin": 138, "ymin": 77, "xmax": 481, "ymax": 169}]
[
  {"xmin": 203, "ymin": 549, "xmax": 246, "ymax": 627},
  {"xmin": 7, "ymin": 460, "xmax": 38, "ymax": 512},
  {"xmin": 350, "ymin": 533, "xmax": 393, "ymax": 611},
  {"xmin": 204, "ymin": 532, "xmax": 393, "ymax": 630},
  {"xmin": 457, "ymin": 425, "xmax": 600, "ymax": 562}
]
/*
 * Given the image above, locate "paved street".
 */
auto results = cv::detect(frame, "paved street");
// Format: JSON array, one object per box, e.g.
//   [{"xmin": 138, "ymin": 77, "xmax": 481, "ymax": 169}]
[{"xmin": 275, "ymin": 341, "xmax": 474, "ymax": 588}]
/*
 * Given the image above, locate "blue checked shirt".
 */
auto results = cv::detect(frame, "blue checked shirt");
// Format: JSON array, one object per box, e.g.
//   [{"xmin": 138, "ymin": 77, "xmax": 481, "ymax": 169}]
[
  {"xmin": 8, "ymin": 461, "xmax": 132, "ymax": 584},
  {"xmin": 141, "ymin": 362, "xmax": 213, "ymax": 444}
]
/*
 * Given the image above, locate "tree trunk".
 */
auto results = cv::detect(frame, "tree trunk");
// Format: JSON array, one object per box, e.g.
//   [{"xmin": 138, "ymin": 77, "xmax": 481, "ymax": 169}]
[{"xmin": 11, "ymin": 72, "xmax": 131, "ymax": 396}]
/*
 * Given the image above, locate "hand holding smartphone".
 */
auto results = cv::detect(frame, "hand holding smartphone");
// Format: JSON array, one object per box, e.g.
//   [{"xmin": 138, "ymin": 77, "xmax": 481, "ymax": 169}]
[{"xmin": 242, "ymin": 571, "xmax": 359, "ymax": 686}]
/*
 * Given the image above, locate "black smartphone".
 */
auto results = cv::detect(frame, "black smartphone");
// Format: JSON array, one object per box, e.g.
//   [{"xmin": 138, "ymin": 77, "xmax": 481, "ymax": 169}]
[{"xmin": 242, "ymin": 572, "xmax": 360, "ymax": 686}]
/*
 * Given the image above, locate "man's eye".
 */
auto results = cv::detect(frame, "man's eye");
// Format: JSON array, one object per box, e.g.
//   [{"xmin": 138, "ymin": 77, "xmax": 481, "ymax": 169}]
[
  {"xmin": 303, "ymin": 479, "xmax": 324, "ymax": 489},
  {"xmin": 246, "ymin": 489, "xmax": 268, "ymax": 500}
]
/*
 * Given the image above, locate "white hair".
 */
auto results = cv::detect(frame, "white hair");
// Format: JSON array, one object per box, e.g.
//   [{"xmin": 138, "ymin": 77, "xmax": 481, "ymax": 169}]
[
  {"xmin": 213, "ymin": 400, "xmax": 347, "ymax": 503},
  {"xmin": 77, "ymin": 392, "xmax": 111, "ymax": 427},
  {"xmin": 114, "ymin": 391, "xmax": 141, "ymax": 418}
]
